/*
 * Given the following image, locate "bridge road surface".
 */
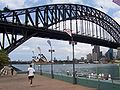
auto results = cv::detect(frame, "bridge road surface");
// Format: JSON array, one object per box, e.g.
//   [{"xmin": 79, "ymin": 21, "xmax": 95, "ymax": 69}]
[{"xmin": 0, "ymin": 74, "xmax": 96, "ymax": 90}]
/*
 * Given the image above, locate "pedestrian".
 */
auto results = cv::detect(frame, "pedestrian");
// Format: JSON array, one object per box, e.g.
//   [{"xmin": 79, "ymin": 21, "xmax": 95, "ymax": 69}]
[
  {"xmin": 11, "ymin": 67, "xmax": 14, "ymax": 75},
  {"xmin": 27, "ymin": 64, "xmax": 35, "ymax": 86}
]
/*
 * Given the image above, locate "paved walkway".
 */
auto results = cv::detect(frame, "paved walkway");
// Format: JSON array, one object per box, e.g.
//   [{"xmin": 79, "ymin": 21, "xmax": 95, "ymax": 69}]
[{"xmin": 0, "ymin": 74, "xmax": 96, "ymax": 90}]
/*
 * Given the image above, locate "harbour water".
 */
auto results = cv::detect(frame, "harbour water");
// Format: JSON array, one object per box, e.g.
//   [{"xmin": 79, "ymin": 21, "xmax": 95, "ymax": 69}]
[{"xmin": 13, "ymin": 64, "xmax": 119, "ymax": 79}]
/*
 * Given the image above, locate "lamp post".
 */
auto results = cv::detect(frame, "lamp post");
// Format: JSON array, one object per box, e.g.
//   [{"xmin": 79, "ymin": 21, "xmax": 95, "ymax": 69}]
[
  {"xmin": 47, "ymin": 40, "xmax": 55, "ymax": 78},
  {"xmin": 72, "ymin": 41, "xmax": 76, "ymax": 84},
  {"xmin": 32, "ymin": 50, "xmax": 35, "ymax": 69},
  {"xmin": 70, "ymin": 40, "xmax": 77, "ymax": 84},
  {"xmin": 38, "ymin": 47, "xmax": 42, "ymax": 75},
  {"xmin": 64, "ymin": 29, "xmax": 77, "ymax": 84}
]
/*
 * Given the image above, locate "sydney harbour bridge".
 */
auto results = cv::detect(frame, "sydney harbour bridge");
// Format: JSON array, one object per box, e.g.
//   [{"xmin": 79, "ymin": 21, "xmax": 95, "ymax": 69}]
[{"xmin": 0, "ymin": 4, "xmax": 120, "ymax": 54}]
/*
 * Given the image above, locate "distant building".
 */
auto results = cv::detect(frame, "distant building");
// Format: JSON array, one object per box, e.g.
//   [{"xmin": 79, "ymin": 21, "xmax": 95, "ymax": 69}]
[
  {"xmin": 92, "ymin": 53, "xmax": 97, "ymax": 61},
  {"xmin": 92, "ymin": 45, "xmax": 102, "ymax": 61},
  {"xmin": 117, "ymin": 47, "xmax": 120, "ymax": 59},
  {"xmin": 87, "ymin": 53, "xmax": 92, "ymax": 60},
  {"xmin": 87, "ymin": 53, "xmax": 92, "ymax": 62},
  {"xmin": 113, "ymin": 52, "xmax": 117, "ymax": 59},
  {"xmin": 92, "ymin": 45, "xmax": 100, "ymax": 54},
  {"xmin": 67, "ymin": 56, "xmax": 69, "ymax": 61},
  {"xmin": 105, "ymin": 48, "xmax": 113, "ymax": 60},
  {"xmin": 80, "ymin": 57, "xmax": 84, "ymax": 61}
]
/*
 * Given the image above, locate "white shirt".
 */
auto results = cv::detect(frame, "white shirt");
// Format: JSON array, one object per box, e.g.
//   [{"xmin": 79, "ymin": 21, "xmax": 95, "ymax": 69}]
[{"xmin": 28, "ymin": 67, "xmax": 35, "ymax": 76}]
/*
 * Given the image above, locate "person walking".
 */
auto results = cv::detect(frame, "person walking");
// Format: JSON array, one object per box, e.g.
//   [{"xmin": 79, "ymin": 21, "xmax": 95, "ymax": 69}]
[
  {"xmin": 27, "ymin": 64, "xmax": 35, "ymax": 86},
  {"xmin": 11, "ymin": 67, "xmax": 14, "ymax": 75}
]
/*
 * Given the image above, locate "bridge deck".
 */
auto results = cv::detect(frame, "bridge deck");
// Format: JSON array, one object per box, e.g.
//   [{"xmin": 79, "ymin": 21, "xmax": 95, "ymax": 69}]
[{"xmin": 0, "ymin": 74, "xmax": 96, "ymax": 90}]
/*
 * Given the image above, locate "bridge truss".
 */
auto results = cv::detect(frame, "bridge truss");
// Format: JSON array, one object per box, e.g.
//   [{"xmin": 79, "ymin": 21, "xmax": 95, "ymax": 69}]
[{"xmin": 0, "ymin": 4, "xmax": 120, "ymax": 53}]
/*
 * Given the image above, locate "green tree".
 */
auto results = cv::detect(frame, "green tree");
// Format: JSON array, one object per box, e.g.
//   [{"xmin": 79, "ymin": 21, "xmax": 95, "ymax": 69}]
[{"xmin": 0, "ymin": 50, "xmax": 10, "ymax": 68}]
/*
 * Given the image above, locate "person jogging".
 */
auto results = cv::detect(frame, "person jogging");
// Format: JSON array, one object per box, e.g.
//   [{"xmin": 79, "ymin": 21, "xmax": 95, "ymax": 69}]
[{"xmin": 27, "ymin": 64, "xmax": 35, "ymax": 86}]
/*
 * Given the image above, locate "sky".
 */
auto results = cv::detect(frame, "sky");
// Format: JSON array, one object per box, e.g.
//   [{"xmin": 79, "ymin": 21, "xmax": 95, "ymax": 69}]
[{"xmin": 0, "ymin": 0, "xmax": 120, "ymax": 61}]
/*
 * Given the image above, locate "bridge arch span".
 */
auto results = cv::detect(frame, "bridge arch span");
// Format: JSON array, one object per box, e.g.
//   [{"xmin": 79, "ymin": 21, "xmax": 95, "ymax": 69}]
[{"xmin": 0, "ymin": 4, "xmax": 120, "ymax": 53}]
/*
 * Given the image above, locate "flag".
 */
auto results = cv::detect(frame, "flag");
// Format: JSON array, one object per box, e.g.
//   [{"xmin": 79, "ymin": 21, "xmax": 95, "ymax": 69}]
[
  {"xmin": 63, "ymin": 29, "xmax": 72, "ymax": 37},
  {"xmin": 113, "ymin": 0, "xmax": 120, "ymax": 6}
]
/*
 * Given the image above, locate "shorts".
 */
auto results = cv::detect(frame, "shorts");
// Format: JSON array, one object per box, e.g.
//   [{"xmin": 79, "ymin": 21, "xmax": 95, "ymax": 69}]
[{"xmin": 28, "ymin": 76, "xmax": 34, "ymax": 80}]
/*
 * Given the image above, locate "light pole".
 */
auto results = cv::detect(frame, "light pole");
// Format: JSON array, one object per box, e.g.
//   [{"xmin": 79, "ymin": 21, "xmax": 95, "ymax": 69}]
[
  {"xmin": 64, "ymin": 29, "xmax": 77, "ymax": 84},
  {"xmin": 70, "ymin": 40, "xmax": 77, "ymax": 84},
  {"xmin": 72, "ymin": 41, "xmax": 76, "ymax": 84},
  {"xmin": 47, "ymin": 40, "xmax": 55, "ymax": 79},
  {"xmin": 38, "ymin": 47, "xmax": 42, "ymax": 75},
  {"xmin": 32, "ymin": 50, "xmax": 35, "ymax": 69}
]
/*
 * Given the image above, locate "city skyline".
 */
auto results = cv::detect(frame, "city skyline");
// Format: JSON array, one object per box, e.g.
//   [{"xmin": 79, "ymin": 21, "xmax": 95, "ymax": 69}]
[{"xmin": 0, "ymin": 0, "xmax": 119, "ymax": 61}]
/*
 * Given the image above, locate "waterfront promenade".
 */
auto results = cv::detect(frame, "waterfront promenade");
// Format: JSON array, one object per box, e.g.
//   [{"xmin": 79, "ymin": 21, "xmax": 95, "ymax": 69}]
[{"xmin": 0, "ymin": 74, "xmax": 96, "ymax": 90}]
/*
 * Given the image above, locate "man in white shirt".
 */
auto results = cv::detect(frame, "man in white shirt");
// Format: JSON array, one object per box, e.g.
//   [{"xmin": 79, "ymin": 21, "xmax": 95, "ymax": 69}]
[{"xmin": 27, "ymin": 64, "xmax": 35, "ymax": 86}]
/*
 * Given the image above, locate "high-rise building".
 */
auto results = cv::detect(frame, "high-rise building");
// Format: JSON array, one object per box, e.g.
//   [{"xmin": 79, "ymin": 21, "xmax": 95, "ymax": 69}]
[
  {"xmin": 92, "ymin": 46, "xmax": 100, "ymax": 53},
  {"xmin": 87, "ymin": 53, "xmax": 92, "ymax": 60},
  {"xmin": 92, "ymin": 45, "xmax": 101, "ymax": 60},
  {"xmin": 116, "ymin": 47, "xmax": 120, "ymax": 59},
  {"xmin": 92, "ymin": 53, "xmax": 97, "ymax": 61},
  {"xmin": 105, "ymin": 48, "xmax": 113, "ymax": 60},
  {"xmin": 67, "ymin": 56, "xmax": 69, "ymax": 61}
]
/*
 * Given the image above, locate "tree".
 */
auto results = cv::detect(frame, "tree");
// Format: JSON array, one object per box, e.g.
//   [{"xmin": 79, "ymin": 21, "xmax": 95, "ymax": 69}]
[{"xmin": 0, "ymin": 50, "xmax": 10, "ymax": 69}]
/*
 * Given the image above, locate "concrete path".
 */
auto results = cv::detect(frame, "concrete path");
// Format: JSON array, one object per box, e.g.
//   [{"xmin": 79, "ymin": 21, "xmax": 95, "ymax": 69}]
[{"xmin": 0, "ymin": 74, "xmax": 96, "ymax": 90}]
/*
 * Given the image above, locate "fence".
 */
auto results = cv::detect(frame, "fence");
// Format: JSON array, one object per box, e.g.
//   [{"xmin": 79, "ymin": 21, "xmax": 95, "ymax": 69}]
[
  {"xmin": 38, "ymin": 72, "xmax": 120, "ymax": 90},
  {"xmin": 14, "ymin": 64, "xmax": 120, "ymax": 90}
]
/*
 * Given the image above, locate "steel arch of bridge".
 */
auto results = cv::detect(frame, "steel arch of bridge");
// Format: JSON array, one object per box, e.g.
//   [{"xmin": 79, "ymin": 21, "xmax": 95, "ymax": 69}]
[{"xmin": 0, "ymin": 4, "xmax": 120, "ymax": 53}]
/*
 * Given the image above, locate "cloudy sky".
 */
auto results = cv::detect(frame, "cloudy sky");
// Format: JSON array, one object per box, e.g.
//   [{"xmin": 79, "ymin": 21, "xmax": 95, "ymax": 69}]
[{"xmin": 0, "ymin": 0, "xmax": 120, "ymax": 61}]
